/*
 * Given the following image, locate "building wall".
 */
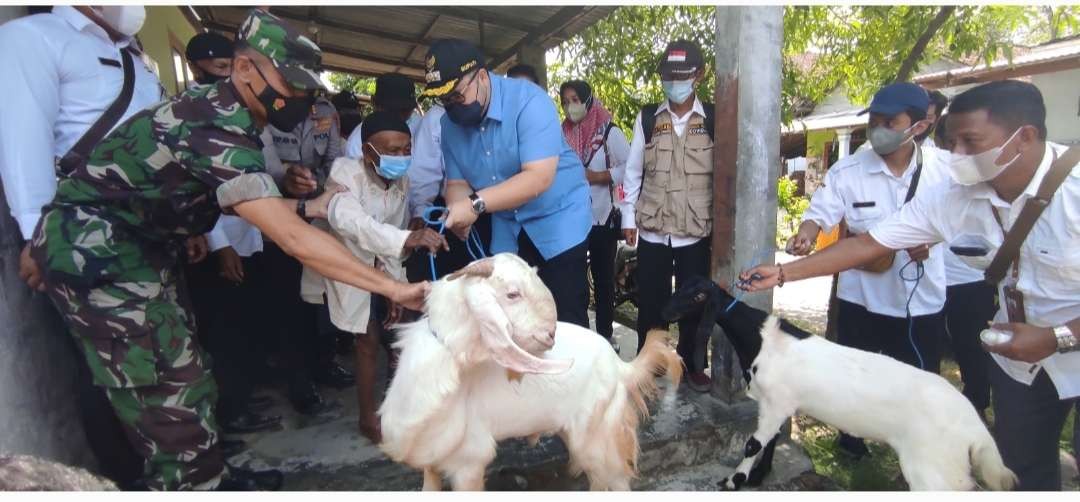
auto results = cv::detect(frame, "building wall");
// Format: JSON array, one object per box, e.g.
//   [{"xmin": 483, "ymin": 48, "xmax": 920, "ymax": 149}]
[
  {"xmin": 1032, "ymin": 68, "xmax": 1080, "ymax": 145},
  {"xmin": 0, "ymin": 5, "xmax": 97, "ymax": 470},
  {"xmin": 139, "ymin": 6, "xmax": 200, "ymax": 97}
]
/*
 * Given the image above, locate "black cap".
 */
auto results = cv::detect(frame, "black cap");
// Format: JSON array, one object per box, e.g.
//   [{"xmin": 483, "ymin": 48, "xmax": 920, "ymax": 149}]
[
  {"xmin": 331, "ymin": 90, "xmax": 360, "ymax": 112},
  {"xmin": 374, "ymin": 73, "xmax": 417, "ymax": 111},
  {"xmin": 360, "ymin": 110, "xmax": 412, "ymax": 144},
  {"xmin": 185, "ymin": 32, "xmax": 234, "ymax": 62},
  {"xmin": 657, "ymin": 39, "xmax": 704, "ymax": 80},
  {"xmin": 423, "ymin": 38, "xmax": 485, "ymax": 98}
]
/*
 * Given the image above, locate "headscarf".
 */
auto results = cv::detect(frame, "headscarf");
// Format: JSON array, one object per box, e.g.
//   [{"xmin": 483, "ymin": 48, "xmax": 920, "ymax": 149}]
[{"xmin": 561, "ymin": 81, "xmax": 613, "ymax": 165}]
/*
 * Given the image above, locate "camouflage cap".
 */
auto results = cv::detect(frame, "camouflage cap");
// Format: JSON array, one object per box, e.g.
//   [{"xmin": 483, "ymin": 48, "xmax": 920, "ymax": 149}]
[{"xmin": 237, "ymin": 9, "xmax": 325, "ymax": 91}]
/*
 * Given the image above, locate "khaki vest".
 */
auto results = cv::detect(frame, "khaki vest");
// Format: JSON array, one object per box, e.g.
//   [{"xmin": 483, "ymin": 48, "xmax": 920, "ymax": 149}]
[{"xmin": 636, "ymin": 110, "xmax": 714, "ymax": 238}]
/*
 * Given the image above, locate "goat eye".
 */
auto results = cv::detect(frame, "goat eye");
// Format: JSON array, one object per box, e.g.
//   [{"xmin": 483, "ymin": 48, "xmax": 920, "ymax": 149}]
[{"xmin": 506, "ymin": 291, "xmax": 521, "ymax": 300}]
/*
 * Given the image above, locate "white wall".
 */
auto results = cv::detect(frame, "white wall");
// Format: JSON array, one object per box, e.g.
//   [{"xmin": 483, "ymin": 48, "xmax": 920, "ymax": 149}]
[{"xmin": 1032, "ymin": 68, "xmax": 1080, "ymax": 145}]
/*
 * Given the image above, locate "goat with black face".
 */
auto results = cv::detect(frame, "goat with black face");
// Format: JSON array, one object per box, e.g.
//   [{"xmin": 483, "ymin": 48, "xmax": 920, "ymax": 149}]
[{"xmin": 663, "ymin": 276, "xmax": 1015, "ymax": 491}]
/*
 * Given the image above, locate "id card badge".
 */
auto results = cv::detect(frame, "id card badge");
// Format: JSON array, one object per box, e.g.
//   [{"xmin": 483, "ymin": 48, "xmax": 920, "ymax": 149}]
[{"xmin": 1002, "ymin": 278, "xmax": 1027, "ymax": 324}]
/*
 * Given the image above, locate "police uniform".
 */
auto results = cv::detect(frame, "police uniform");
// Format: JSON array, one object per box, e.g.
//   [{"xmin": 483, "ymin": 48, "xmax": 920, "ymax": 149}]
[
  {"xmin": 28, "ymin": 9, "xmax": 322, "ymax": 490},
  {"xmin": 268, "ymin": 96, "xmax": 341, "ymax": 190}
]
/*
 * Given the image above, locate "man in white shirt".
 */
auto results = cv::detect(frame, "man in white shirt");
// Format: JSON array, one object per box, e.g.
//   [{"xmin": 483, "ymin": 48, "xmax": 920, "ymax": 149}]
[
  {"xmin": 0, "ymin": 5, "xmax": 164, "ymax": 487},
  {"xmin": 741, "ymin": 80, "xmax": 1080, "ymax": 490},
  {"xmin": 787, "ymin": 82, "xmax": 947, "ymax": 456},
  {"xmin": 621, "ymin": 40, "xmax": 715, "ymax": 392}
]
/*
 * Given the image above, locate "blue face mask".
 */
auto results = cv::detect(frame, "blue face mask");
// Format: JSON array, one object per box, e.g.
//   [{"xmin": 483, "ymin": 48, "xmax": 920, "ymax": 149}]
[
  {"xmin": 368, "ymin": 144, "xmax": 411, "ymax": 180},
  {"xmin": 662, "ymin": 79, "xmax": 695, "ymax": 105}
]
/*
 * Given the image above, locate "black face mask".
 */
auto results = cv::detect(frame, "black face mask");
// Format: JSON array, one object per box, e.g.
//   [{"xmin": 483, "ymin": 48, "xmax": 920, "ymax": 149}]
[
  {"xmin": 445, "ymin": 73, "xmax": 489, "ymax": 127},
  {"xmin": 196, "ymin": 73, "xmax": 226, "ymax": 86},
  {"xmin": 250, "ymin": 64, "xmax": 313, "ymax": 132}
]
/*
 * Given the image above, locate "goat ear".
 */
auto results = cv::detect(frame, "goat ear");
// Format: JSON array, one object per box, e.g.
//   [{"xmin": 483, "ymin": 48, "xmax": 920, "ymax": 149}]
[
  {"xmin": 446, "ymin": 258, "xmax": 496, "ymax": 281},
  {"xmin": 465, "ymin": 282, "xmax": 573, "ymax": 375}
]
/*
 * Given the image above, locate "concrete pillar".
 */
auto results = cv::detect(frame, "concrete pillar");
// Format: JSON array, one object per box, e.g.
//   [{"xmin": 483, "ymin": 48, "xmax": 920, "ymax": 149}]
[
  {"xmin": 710, "ymin": 6, "xmax": 784, "ymax": 402},
  {"xmin": 0, "ymin": 5, "xmax": 96, "ymax": 469},
  {"xmin": 836, "ymin": 128, "xmax": 852, "ymax": 159},
  {"xmin": 516, "ymin": 44, "xmax": 548, "ymax": 90}
]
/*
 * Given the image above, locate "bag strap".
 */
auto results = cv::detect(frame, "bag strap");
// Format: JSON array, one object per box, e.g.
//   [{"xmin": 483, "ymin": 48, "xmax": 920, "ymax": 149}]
[
  {"xmin": 903, "ymin": 146, "xmax": 924, "ymax": 203},
  {"xmin": 58, "ymin": 49, "xmax": 136, "ymax": 174},
  {"xmin": 583, "ymin": 122, "xmax": 615, "ymax": 168},
  {"xmin": 641, "ymin": 104, "xmax": 660, "ymax": 144},
  {"xmin": 984, "ymin": 146, "xmax": 1080, "ymax": 285}
]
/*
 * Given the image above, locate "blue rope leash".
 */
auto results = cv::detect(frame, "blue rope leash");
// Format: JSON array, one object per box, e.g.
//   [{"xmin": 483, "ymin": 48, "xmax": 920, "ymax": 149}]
[
  {"xmin": 725, "ymin": 249, "xmax": 775, "ymax": 313},
  {"xmin": 899, "ymin": 258, "xmax": 926, "ymax": 370},
  {"xmin": 422, "ymin": 205, "xmax": 488, "ymax": 281}
]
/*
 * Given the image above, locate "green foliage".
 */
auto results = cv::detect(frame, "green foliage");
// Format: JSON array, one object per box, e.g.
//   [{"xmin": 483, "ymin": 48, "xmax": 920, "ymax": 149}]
[
  {"xmin": 776, "ymin": 176, "xmax": 809, "ymax": 246},
  {"xmin": 326, "ymin": 73, "xmax": 377, "ymax": 97},
  {"xmin": 549, "ymin": 6, "xmax": 1076, "ymax": 129}
]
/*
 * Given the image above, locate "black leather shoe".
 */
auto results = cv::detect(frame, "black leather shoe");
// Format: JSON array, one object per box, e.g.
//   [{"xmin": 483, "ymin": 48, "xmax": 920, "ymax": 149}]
[
  {"xmin": 223, "ymin": 411, "xmax": 283, "ymax": 434},
  {"xmin": 313, "ymin": 362, "xmax": 355, "ymax": 389},
  {"xmin": 215, "ymin": 467, "xmax": 284, "ymax": 491},
  {"xmin": 289, "ymin": 381, "xmax": 327, "ymax": 415},
  {"xmin": 220, "ymin": 438, "xmax": 247, "ymax": 458},
  {"xmin": 245, "ymin": 394, "xmax": 275, "ymax": 412}
]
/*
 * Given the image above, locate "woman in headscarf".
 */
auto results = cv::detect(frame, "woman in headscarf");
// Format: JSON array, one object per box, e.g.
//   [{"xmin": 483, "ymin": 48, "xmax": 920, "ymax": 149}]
[{"xmin": 559, "ymin": 80, "xmax": 630, "ymax": 351}]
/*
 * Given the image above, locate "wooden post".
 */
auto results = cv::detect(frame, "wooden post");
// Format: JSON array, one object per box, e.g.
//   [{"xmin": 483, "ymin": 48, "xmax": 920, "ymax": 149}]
[{"xmin": 709, "ymin": 6, "xmax": 784, "ymax": 402}]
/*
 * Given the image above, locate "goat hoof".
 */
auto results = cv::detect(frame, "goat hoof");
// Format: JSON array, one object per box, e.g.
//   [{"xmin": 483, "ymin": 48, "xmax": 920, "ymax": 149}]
[{"xmin": 718, "ymin": 472, "xmax": 746, "ymax": 491}]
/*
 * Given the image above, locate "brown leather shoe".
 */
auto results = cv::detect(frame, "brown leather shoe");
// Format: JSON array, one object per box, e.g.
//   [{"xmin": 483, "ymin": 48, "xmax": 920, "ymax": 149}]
[{"xmin": 687, "ymin": 371, "xmax": 712, "ymax": 393}]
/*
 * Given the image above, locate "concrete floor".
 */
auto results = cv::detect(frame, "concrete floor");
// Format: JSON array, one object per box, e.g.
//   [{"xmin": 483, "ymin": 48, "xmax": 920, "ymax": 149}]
[{"xmin": 223, "ymin": 308, "xmax": 820, "ymax": 491}]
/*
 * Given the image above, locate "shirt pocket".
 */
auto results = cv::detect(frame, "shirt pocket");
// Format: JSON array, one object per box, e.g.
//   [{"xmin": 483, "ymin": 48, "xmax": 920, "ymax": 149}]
[
  {"xmin": 1028, "ymin": 243, "xmax": 1080, "ymax": 292},
  {"xmin": 845, "ymin": 204, "xmax": 882, "ymax": 234}
]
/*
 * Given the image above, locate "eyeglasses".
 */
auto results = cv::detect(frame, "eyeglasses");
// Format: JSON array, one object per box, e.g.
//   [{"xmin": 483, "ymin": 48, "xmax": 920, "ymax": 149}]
[{"xmin": 437, "ymin": 70, "xmax": 480, "ymax": 107}]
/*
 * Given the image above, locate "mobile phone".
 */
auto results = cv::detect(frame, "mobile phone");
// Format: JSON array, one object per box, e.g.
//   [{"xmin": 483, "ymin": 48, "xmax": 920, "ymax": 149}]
[{"xmin": 949, "ymin": 245, "xmax": 988, "ymax": 257}]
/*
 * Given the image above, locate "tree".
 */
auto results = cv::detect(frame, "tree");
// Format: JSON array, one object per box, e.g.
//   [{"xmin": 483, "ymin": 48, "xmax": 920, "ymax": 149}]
[
  {"xmin": 326, "ymin": 73, "xmax": 377, "ymax": 96},
  {"xmin": 549, "ymin": 6, "xmax": 1075, "ymax": 128}
]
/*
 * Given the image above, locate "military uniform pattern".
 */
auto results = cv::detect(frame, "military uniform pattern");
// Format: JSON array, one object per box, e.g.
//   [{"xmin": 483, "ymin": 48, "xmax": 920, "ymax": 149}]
[{"xmin": 29, "ymin": 80, "xmax": 279, "ymax": 491}]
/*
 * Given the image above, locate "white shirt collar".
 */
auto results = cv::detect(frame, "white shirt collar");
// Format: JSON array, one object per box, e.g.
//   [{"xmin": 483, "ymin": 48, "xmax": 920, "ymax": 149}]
[
  {"xmin": 52, "ymin": 6, "xmax": 134, "ymax": 48},
  {"xmin": 865, "ymin": 142, "xmax": 920, "ymax": 178},
  {"xmin": 656, "ymin": 96, "xmax": 706, "ymax": 119}
]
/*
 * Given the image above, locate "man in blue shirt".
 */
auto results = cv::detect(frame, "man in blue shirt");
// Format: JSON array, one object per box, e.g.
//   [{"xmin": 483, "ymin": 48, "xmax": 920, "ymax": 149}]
[{"xmin": 423, "ymin": 39, "xmax": 592, "ymax": 328}]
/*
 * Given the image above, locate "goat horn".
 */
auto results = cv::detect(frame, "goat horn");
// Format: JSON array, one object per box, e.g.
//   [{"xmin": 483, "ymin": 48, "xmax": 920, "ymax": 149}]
[{"xmin": 445, "ymin": 258, "xmax": 496, "ymax": 281}]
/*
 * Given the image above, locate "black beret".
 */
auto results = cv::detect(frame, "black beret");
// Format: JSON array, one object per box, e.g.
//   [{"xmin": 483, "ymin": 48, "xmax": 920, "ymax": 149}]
[
  {"xmin": 360, "ymin": 110, "xmax": 412, "ymax": 144},
  {"xmin": 185, "ymin": 32, "xmax": 235, "ymax": 62}
]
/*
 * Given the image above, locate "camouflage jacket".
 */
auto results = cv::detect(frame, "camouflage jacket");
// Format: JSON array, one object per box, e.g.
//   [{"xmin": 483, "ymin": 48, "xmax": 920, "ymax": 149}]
[{"xmin": 31, "ymin": 81, "xmax": 281, "ymax": 285}]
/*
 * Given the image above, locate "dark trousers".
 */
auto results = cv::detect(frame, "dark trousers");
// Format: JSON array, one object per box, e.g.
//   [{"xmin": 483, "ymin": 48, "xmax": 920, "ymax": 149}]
[
  {"xmin": 588, "ymin": 225, "xmax": 619, "ymax": 339},
  {"xmin": 405, "ymin": 195, "xmax": 493, "ymax": 282},
  {"xmin": 836, "ymin": 299, "xmax": 945, "ymax": 373},
  {"xmin": 635, "ymin": 237, "xmax": 711, "ymax": 373},
  {"xmin": 516, "ymin": 230, "xmax": 589, "ymax": 328},
  {"xmin": 990, "ymin": 362, "xmax": 1078, "ymax": 490},
  {"xmin": 944, "ymin": 281, "xmax": 997, "ymax": 412},
  {"xmin": 262, "ymin": 240, "xmax": 333, "ymax": 387},
  {"xmin": 184, "ymin": 252, "xmax": 273, "ymax": 422}
]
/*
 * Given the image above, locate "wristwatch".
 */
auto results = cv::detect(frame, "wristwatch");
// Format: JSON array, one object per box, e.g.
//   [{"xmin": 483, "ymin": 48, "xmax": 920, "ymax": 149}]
[
  {"xmin": 1054, "ymin": 325, "xmax": 1078, "ymax": 354},
  {"xmin": 296, "ymin": 197, "xmax": 308, "ymax": 219},
  {"xmin": 468, "ymin": 193, "xmax": 486, "ymax": 215}
]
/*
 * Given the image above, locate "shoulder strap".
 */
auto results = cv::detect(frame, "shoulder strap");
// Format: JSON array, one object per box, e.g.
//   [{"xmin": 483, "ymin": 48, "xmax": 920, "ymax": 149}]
[
  {"xmin": 903, "ymin": 146, "xmax": 924, "ymax": 203},
  {"xmin": 583, "ymin": 122, "xmax": 615, "ymax": 168},
  {"xmin": 641, "ymin": 104, "xmax": 659, "ymax": 144},
  {"xmin": 58, "ymin": 49, "xmax": 136, "ymax": 175},
  {"xmin": 702, "ymin": 101, "xmax": 715, "ymax": 139},
  {"xmin": 984, "ymin": 146, "xmax": 1080, "ymax": 285}
]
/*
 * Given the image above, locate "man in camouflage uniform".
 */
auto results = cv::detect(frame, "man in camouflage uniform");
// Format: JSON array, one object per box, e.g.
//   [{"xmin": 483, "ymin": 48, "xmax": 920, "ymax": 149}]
[{"xmin": 22, "ymin": 9, "xmax": 429, "ymax": 491}]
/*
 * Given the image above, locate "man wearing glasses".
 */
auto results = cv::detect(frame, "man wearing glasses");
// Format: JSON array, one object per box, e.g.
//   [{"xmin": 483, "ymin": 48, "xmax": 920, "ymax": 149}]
[{"xmin": 423, "ymin": 39, "xmax": 592, "ymax": 328}]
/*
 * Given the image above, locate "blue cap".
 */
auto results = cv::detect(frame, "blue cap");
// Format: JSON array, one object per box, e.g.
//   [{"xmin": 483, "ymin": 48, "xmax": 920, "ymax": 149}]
[{"xmin": 858, "ymin": 82, "xmax": 929, "ymax": 117}]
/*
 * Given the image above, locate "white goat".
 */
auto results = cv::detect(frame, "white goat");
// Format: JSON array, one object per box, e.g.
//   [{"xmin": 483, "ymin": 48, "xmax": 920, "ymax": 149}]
[
  {"xmin": 378, "ymin": 253, "xmax": 683, "ymax": 491},
  {"xmin": 663, "ymin": 277, "xmax": 1017, "ymax": 491}
]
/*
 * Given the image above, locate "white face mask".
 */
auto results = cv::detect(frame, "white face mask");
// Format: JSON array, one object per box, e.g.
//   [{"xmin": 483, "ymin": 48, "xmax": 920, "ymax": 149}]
[
  {"xmin": 95, "ymin": 6, "xmax": 146, "ymax": 37},
  {"xmin": 565, "ymin": 102, "xmax": 587, "ymax": 123},
  {"xmin": 948, "ymin": 128, "xmax": 1023, "ymax": 186}
]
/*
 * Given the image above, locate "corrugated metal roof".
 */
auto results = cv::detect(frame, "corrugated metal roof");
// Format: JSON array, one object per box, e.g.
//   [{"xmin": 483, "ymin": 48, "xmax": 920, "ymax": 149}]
[
  {"xmin": 190, "ymin": 6, "xmax": 615, "ymax": 80},
  {"xmin": 914, "ymin": 37, "xmax": 1080, "ymax": 86}
]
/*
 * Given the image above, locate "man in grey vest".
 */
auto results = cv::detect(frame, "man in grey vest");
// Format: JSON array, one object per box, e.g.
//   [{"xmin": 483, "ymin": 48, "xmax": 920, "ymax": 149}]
[{"xmin": 621, "ymin": 40, "xmax": 714, "ymax": 392}]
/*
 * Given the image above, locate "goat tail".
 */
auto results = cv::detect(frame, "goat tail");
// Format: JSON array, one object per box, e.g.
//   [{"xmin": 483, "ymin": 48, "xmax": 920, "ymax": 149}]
[
  {"xmin": 627, "ymin": 330, "xmax": 684, "ymax": 413},
  {"xmin": 970, "ymin": 428, "xmax": 1017, "ymax": 491}
]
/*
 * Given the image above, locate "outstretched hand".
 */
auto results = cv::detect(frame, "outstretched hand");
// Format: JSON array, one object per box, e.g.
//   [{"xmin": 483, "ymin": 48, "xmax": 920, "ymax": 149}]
[
  {"xmin": 390, "ymin": 281, "xmax": 431, "ymax": 312},
  {"xmin": 737, "ymin": 265, "xmax": 781, "ymax": 292}
]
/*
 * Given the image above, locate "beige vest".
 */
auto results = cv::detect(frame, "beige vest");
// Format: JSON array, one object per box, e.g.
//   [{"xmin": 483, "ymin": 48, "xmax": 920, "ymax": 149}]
[{"xmin": 636, "ymin": 110, "xmax": 714, "ymax": 238}]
